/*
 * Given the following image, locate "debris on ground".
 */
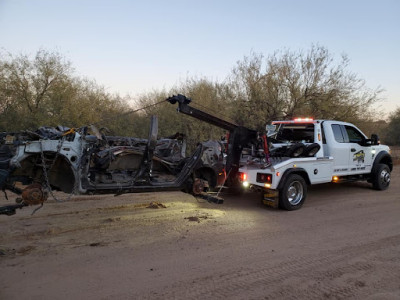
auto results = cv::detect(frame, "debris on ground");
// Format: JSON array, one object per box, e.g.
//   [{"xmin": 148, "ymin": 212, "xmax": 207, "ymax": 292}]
[
  {"xmin": 196, "ymin": 193, "xmax": 224, "ymax": 204},
  {"xmin": 89, "ymin": 242, "xmax": 107, "ymax": 247},
  {"xmin": 185, "ymin": 215, "xmax": 209, "ymax": 223},
  {"xmin": 146, "ymin": 202, "xmax": 167, "ymax": 209}
]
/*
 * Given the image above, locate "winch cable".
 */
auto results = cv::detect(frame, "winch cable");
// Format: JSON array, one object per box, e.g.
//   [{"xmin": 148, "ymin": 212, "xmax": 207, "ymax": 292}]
[
  {"xmin": 89, "ymin": 97, "xmax": 236, "ymax": 134},
  {"xmin": 2, "ymin": 97, "xmax": 234, "ymax": 215},
  {"xmin": 90, "ymin": 99, "xmax": 168, "ymax": 128},
  {"xmin": 216, "ymin": 167, "xmax": 232, "ymax": 198}
]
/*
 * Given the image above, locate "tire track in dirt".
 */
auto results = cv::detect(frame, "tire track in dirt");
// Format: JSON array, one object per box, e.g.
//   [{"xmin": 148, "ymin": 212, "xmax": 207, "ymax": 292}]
[{"xmin": 144, "ymin": 234, "xmax": 400, "ymax": 299}]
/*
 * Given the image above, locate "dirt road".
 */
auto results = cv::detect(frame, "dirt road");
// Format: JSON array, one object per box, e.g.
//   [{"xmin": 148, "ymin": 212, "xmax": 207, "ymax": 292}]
[{"xmin": 1, "ymin": 169, "xmax": 400, "ymax": 299}]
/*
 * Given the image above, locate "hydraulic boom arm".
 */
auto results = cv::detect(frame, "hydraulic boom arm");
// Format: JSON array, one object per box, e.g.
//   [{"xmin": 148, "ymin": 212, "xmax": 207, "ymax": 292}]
[{"xmin": 167, "ymin": 94, "xmax": 263, "ymax": 177}]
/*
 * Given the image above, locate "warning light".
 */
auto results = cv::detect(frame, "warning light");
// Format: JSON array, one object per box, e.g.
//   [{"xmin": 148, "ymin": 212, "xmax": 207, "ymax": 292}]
[
  {"xmin": 276, "ymin": 172, "xmax": 280, "ymax": 177},
  {"xmin": 294, "ymin": 117, "xmax": 314, "ymax": 122},
  {"xmin": 238, "ymin": 172, "xmax": 247, "ymax": 182},
  {"xmin": 332, "ymin": 176, "xmax": 339, "ymax": 182}
]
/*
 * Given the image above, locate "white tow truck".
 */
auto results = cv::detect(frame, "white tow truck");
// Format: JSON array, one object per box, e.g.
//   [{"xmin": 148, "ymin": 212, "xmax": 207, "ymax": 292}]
[{"xmin": 238, "ymin": 118, "xmax": 393, "ymax": 210}]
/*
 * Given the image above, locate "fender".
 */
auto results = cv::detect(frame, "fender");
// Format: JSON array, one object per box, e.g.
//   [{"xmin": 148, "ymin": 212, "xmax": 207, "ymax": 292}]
[
  {"xmin": 277, "ymin": 167, "xmax": 311, "ymax": 190},
  {"xmin": 372, "ymin": 150, "xmax": 393, "ymax": 171}
]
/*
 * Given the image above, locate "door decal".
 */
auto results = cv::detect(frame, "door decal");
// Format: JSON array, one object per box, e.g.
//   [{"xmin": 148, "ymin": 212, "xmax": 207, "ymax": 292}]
[{"xmin": 353, "ymin": 150, "xmax": 365, "ymax": 163}]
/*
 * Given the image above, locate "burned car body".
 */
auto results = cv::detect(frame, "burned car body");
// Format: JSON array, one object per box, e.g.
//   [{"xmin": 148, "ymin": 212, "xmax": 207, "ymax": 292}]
[
  {"xmin": 0, "ymin": 116, "xmax": 225, "ymax": 214},
  {"xmin": 1, "ymin": 94, "xmax": 264, "ymax": 216}
]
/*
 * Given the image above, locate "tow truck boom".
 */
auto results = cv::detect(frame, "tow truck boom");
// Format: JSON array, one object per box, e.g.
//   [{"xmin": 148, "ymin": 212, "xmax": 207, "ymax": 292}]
[{"xmin": 167, "ymin": 94, "xmax": 263, "ymax": 177}]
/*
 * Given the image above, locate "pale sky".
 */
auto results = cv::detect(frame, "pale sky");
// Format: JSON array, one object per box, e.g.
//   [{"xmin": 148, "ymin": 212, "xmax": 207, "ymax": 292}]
[{"xmin": 0, "ymin": 0, "xmax": 399, "ymax": 117}]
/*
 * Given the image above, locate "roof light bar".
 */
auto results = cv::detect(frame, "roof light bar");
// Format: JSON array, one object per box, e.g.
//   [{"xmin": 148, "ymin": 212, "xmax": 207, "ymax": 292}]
[
  {"xmin": 272, "ymin": 118, "xmax": 316, "ymax": 125},
  {"xmin": 294, "ymin": 117, "xmax": 313, "ymax": 122}
]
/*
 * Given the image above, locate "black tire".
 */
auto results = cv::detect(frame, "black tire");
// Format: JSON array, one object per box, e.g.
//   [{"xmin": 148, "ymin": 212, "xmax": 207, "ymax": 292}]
[
  {"xmin": 303, "ymin": 143, "xmax": 321, "ymax": 157},
  {"xmin": 371, "ymin": 164, "xmax": 391, "ymax": 190},
  {"xmin": 285, "ymin": 143, "xmax": 305, "ymax": 158},
  {"xmin": 279, "ymin": 174, "xmax": 307, "ymax": 210}
]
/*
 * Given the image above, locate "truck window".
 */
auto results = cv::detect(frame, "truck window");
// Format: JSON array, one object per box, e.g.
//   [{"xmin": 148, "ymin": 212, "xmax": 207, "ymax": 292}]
[
  {"xmin": 331, "ymin": 124, "xmax": 345, "ymax": 143},
  {"xmin": 276, "ymin": 124, "xmax": 314, "ymax": 143},
  {"xmin": 344, "ymin": 126, "xmax": 364, "ymax": 143}
]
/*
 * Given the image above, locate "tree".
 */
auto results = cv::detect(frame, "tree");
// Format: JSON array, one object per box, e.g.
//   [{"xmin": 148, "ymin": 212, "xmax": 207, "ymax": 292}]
[
  {"xmin": 0, "ymin": 49, "xmax": 130, "ymax": 133},
  {"xmin": 0, "ymin": 50, "xmax": 73, "ymax": 129},
  {"xmin": 383, "ymin": 107, "xmax": 400, "ymax": 145},
  {"xmin": 227, "ymin": 45, "xmax": 382, "ymax": 131},
  {"xmin": 0, "ymin": 46, "xmax": 385, "ymax": 145}
]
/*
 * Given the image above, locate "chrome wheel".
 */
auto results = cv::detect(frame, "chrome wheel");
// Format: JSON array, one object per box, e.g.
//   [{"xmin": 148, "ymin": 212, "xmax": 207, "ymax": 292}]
[
  {"xmin": 286, "ymin": 181, "xmax": 303, "ymax": 205},
  {"xmin": 371, "ymin": 164, "xmax": 391, "ymax": 190},
  {"xmin": 380, "ymin": 169, "xmax": 390, "ymax": 186}
]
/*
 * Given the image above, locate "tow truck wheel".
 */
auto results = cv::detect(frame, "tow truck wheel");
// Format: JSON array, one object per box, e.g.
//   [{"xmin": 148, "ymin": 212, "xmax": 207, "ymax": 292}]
[
  {"xmin": 371, "ymin": 164, "xmax": 391, "ymax": 190},
  {"xmin": 279, "ymin": 174, "xmax": 307, "ymax": 210}
]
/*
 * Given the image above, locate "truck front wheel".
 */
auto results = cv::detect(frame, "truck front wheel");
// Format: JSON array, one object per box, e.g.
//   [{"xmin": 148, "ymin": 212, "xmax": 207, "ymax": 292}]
[
  {"xmin": 279, "ymin": 174, "xmax": 307, "ymax": 210},
  {"xmin": 371, "ymin": 164, "xmax": 391, "ymax": 190}
]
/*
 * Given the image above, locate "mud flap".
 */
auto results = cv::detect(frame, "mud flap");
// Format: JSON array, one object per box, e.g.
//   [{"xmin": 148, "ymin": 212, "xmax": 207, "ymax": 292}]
[{"xmin": 261, "ymin": 189, "xmax": 279, "ymax": 208}]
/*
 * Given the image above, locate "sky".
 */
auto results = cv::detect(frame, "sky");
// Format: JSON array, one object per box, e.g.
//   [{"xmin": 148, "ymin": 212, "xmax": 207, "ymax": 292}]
[{"xmin": 0, "ymin": 0, "xmax": 399, "ymax": 117}]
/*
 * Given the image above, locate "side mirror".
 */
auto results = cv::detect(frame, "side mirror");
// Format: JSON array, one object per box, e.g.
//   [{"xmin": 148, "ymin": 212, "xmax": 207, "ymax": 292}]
[
  {"xmin": 361, "ymin": 139, "xmax": 372, "ymax": 146},
  {"xmin": 371, "ymin": 134, "xmax": 380, "ymax": 145}
]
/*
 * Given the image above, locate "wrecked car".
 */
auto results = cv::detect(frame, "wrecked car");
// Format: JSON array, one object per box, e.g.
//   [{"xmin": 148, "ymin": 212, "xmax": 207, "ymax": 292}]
[
  {"xmin": 0, "ymin": 115, "xmax": 225, "ymax": 215},
  {"xmin": 1, "ymin": 94, "xmax": 265, "ymax": 215}
]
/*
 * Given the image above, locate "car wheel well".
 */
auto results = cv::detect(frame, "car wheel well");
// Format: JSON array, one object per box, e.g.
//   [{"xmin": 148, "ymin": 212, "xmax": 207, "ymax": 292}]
[
  {"xmin": 15, "ymin": 154, "xmax": 76, "ymax": 193},
  {"xmin": 377, "ymin": 156, "xmax": 393, "ymax": 171},
  {"xmin": 277, "ymin": 168, "xmax": 310, "ymax": 191}
]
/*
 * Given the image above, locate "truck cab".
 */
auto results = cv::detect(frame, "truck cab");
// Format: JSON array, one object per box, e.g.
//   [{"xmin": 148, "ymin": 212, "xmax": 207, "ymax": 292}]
[{"xmin": 239, "ymin": 119, "xmax": 392, "ymax": 210}]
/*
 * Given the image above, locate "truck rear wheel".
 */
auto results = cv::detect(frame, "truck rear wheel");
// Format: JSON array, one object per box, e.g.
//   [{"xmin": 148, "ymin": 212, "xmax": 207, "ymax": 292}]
[
  {"xmin": 371, "ymin": 164, "xmax": 391, "ymax": 190},
  {"xmin": 279, "ymin": 174, "xmax": 307, "ymax": 210}
]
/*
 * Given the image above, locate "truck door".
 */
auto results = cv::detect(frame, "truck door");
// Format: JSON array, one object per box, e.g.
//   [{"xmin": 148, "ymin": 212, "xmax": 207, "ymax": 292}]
[
  {"xmin": 343, "ymin": 125, "xmax": 373, "ymax": 174},
  {"xmin": 330, "ymin": 124, "xmax": 351, "ymax": 175}
]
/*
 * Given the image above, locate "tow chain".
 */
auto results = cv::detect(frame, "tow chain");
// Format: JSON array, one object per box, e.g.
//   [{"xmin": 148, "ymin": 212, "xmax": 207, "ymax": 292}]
[
  {"xmin": 39, "ymin": 138, "xmax": 64, "ymax": 203},
  {"xmin": 39, "ymin": 133, "xmax": 82, "ymax": 204}
]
